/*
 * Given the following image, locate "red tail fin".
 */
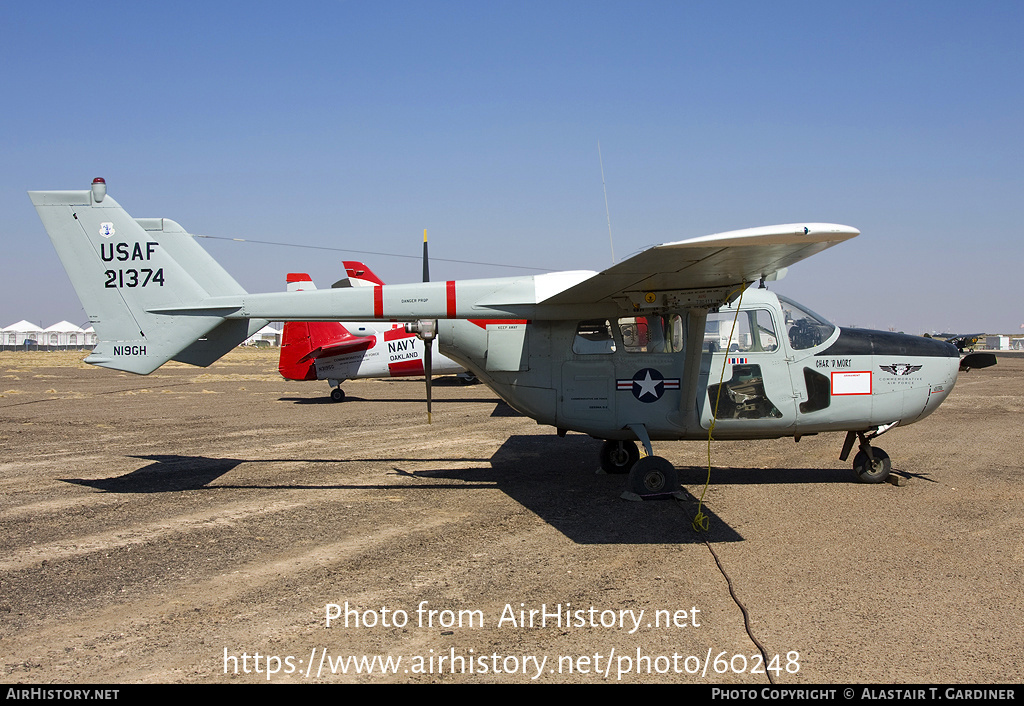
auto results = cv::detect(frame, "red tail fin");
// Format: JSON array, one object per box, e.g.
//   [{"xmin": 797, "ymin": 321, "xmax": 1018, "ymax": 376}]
[
  {"xmin": 286, "ymin": 272, "xmax": 315, "ymax": 292},
  {"xmin": 280, "ymin": 322, "xmax": 323, "ymax": 380},
  {"xmin": 342, "ymin": 261, "xmax": 386, "ymax": 286}
]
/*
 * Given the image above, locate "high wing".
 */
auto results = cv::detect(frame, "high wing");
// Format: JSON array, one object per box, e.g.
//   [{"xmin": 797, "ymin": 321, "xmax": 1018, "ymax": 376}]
[{"xmin": 539, "ymin": 224, "xmax": 858, "ymax": 307}]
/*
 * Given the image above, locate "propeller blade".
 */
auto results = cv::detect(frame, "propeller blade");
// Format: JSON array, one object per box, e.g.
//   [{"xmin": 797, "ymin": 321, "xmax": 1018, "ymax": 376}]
[
  {"xmin": 422, "ymin": 229, "xmax": 434, "ymax": 423},
  {"xmin": 422, "ymin": 229, "xmax": 430, "ymax": 283}
]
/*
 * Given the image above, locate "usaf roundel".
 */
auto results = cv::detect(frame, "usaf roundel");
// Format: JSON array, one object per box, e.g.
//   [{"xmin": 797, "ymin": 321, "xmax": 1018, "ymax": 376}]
[{"xmin": 617, "ymin": 368, "xmax": 681, "ymax": 403}]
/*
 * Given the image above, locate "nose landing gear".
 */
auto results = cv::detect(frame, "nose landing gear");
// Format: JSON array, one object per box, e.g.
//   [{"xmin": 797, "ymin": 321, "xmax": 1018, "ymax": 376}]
[
  {"xmin": 852, "ymin": 447, "xmax": 891, "ymax": 483},
  {"xmin": 841, "ymin": 425, "xmax": 897, "ymax": 484}
]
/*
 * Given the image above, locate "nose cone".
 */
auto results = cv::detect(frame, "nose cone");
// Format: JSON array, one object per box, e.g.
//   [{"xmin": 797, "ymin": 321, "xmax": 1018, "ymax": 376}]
[{"xmin": 916, "ymin": 355, "xmax": 962, "ymax": 421}]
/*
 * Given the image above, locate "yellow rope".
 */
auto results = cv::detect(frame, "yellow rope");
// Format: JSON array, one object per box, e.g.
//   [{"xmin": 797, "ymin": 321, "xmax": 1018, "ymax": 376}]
[{"xmin": 693, "ymin": 283, "xmax": 747, "ymax": 533}]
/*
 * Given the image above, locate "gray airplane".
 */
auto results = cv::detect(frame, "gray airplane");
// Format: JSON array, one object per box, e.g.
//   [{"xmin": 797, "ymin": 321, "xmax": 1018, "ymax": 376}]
[{"xmin": 30, "ymin": 179, "xmax": 990, "ymax": 496}]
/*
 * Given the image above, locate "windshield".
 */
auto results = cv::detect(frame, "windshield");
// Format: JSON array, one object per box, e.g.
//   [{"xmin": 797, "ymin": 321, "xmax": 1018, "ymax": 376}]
[{"xmin": 777, "ymin": 295, "xmax": 836, "ymax": 350}]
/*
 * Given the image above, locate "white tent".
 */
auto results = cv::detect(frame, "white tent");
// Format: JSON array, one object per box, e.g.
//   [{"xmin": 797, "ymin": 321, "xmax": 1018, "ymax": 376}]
[
  {"xmin": 2, "ymin": 320, "xmax": 44, "ymax": 346},
  {"xmin": 43, "ymin": 321, "xmax": 86, "ymax": 347},
  {"xmin": 243, "ymin": 323, "xmax": 283, "ymax": 347}
]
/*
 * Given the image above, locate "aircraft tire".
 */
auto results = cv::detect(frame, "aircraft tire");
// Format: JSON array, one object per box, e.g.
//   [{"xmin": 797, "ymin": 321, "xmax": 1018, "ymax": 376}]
[
  {"xmin": 628, "ymin": 456, "xmax": 678, "ymax": 496},
  {"xmin": 330, "ymin": 388, "xmax": 346, "ymax": 402},
  {"xmin": 852, "ymin": 448, "xmax": 890, "ymax": 483},
  {"xmin": 600, "ymin": 439, "xmax": 640, "ymax": 474}
]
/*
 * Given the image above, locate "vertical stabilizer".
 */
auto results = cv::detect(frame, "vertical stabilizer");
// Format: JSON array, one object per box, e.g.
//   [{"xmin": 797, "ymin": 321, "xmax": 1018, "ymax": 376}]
[
  {"xmin": 29, "ymin": 183, "xmax": 248, "ymax": 374},
  {"xmin": 342, "ymin": 261, "xmax": 386, "ymax": 287},
  {"xmin": 279, "ymin": 321, "xmax": 319, "ymax": 380}
]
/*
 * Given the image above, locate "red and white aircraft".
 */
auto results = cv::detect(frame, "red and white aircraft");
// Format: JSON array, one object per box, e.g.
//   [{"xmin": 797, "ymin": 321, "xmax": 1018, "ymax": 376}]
[{"xmin": 278, "ymin": 263, "xmax": 467, "ymax": 401}]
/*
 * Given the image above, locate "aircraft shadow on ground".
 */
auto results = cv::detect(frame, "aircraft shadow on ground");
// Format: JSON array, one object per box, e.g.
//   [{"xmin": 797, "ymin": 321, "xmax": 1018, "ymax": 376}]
[
  {"xmin": 59, "ymin": 436, "xmax": 877, "ymax": 544},
  {"xmin": 62, "ymin": 455, "xmax": 249, "ymax": 493},
  {"xmin": 280, "ymin": 376, "xmax": 496, "ymax": 405},
  {"xmin": 60, "ymin": 455, "xmax": 496, "ymax": 494},
  {"xmin": 57, "ymin": 442, "xmax": 734, "ymax": 544},
  {"xmin": 280, "ymin": 396, "xmax": 507, "ymax": 406},
  {"xmin": 278, "ymin": 396, "xmax": 523, "ymax": 418},
  {"xmin": 677, "ymin": 464, "xmax": 932, "ymax": 485},
  {"xmin": 462, "ymin": 434, "xmax": 745, "ymax": 545}
]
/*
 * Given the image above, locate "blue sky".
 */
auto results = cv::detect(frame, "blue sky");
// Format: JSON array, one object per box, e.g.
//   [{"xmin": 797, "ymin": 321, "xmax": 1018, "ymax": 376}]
[{"xmin": 2, "ymin": 1, "xmax": 1021, "ymax": 334}]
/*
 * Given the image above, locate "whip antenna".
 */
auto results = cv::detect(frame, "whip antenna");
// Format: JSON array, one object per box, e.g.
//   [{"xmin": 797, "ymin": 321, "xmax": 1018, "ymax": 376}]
[{"xmin": 598, "ymin": 140, "xmax": 616, "ymax": 264}]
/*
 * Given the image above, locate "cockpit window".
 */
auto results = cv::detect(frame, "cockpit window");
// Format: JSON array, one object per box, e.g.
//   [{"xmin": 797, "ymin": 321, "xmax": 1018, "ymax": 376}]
[
  {"xmin": 619, "ymin": 316, "xmax": 665, "ymax": 353},
  {"xmin": 778, "ymin": 296, "xmax": 836, "ymax": 350},
  {"xmin": 704, "ymin": 309, "xmax": 779, "ymax": 353},
  {"xmin": 618, "ymin": 315, "xmax": 685, "ymax": 354},
  {"xmin": 572, "ymin": 319, "xmax": 616, "ymax": 354}
]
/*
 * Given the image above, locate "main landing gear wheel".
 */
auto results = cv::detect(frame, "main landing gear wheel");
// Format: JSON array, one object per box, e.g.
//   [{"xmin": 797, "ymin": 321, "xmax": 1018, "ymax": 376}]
[
  {"xmin": 330, "ymin": 388, "xmax": 346, "ymax": 402},
  {"xmin": 628, "ymin": 456, "xmax": 679, "ymax": 496},
  {"xmin": 852, "ymin": 448, "xmax": 891, "ymax": 484},
  {"xmin": 599, "ymin": 440, "xmax": 640, "ymax": 474}
]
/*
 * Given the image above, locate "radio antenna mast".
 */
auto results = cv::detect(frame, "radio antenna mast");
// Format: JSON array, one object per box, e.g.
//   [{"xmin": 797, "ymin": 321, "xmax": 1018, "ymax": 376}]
[{"xmin": 598, "ymin": 140, "xmax": 616, "ymax": 264}]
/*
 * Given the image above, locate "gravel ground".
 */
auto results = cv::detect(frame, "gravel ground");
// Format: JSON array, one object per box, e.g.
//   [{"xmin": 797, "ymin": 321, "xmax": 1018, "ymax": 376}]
[{"xmin": 1, "ymin": 349, "xmax": 1021, "ymax": 683}]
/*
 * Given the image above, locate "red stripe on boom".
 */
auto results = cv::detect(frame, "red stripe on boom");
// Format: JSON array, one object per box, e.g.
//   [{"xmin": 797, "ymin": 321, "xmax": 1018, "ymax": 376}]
[
  {"xmin": 373, "ymin": 286, "xmax": 384, "ymax": 318},
  {"xmin": 446, "ymin": 281, "xmax": 456, "ymax": 319}
]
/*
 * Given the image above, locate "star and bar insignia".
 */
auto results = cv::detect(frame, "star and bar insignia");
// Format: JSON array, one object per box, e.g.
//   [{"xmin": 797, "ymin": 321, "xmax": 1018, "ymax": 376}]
[{"xmin": 616, "ymin": 368, "xmax": 680, "ymax": 403}]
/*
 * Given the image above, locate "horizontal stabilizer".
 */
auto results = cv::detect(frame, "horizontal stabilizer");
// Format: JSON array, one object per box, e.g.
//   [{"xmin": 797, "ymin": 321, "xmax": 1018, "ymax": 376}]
[{"xmin": 298, "ymin": 335, "xmax": 375, "ymax": 363}]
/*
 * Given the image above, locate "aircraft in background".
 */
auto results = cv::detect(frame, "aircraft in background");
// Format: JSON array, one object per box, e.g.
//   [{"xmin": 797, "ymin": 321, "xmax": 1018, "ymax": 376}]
[
  {"xmin": 279, "ymin": 267, "xmax": 469, "ymax": 401},
  {"xmin": 32, "ymin": 178, "xmax": 995, "ymax": 496},
  {"xmin": 925, "ymin": 332, "xmax": 985, "ymax": 353}
]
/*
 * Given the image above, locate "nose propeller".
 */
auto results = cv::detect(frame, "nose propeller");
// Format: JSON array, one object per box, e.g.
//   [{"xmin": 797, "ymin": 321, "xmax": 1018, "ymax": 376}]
[
  {"xmin": 404, "ymin": 317, "xmax": 436, "ymax": 423},
  {"xmin": 406, "ymin": 229, "xmax": 436, "ymax": 423}
]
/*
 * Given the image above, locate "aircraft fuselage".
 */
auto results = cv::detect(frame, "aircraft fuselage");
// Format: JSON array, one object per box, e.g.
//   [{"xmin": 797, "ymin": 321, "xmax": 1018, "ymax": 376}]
[{"xmin": 438, "ymin": 289, "xmax": 960, "ymax": 442}]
